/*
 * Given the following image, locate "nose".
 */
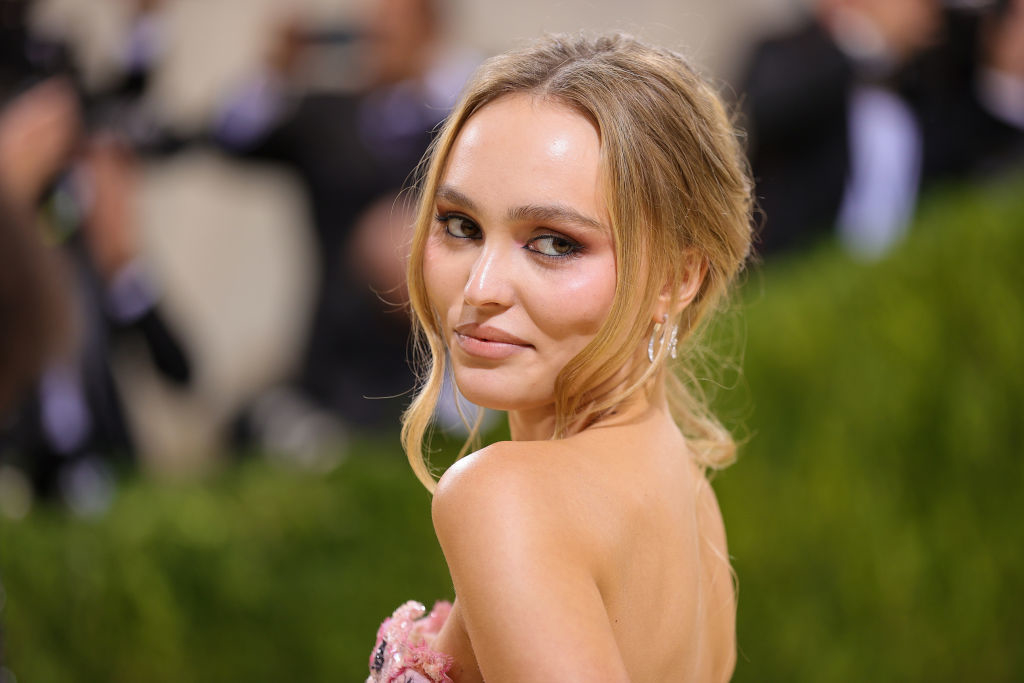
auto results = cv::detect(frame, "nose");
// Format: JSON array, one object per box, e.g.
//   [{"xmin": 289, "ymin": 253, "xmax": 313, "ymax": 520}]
[{"xmin": 463, "ymin": 241, "xmax": 516, "ymax": 308}]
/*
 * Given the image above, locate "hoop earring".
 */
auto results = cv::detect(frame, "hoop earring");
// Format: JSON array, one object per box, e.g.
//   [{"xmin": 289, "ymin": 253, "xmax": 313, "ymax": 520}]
[
  {"xmin": 648, "ymin": 316, "xmax": 679, "ymax": 364},
  {"xmin": 647, "ymin": 320, "xmax": 663, "ymax": 363},
  {"xmin": 648, "ymin": 315, "xmax": 677, "ymax": 364}
]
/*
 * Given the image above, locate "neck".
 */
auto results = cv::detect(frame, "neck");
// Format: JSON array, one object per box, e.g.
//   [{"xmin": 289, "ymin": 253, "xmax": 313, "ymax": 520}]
[
  {"xmin": 507, "ymin": 405, "xmax": 558, "ymax": 442},
  {"xmin": 506, "ymin": 372, "xmax": 669, "ymax": 442}
]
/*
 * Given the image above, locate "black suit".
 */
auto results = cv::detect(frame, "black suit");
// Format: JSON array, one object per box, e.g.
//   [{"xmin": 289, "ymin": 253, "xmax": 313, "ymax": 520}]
[
  {"xmin": 740, "ymin": 9, "xmax": 1004, "ymax": 256},
  {"xmin": 741, "ymin": 20, "xmax": 855, "ymax": 254},
  {"xmin": 222, "ymin": 88, "xmax": 440, "ymax": 425}
]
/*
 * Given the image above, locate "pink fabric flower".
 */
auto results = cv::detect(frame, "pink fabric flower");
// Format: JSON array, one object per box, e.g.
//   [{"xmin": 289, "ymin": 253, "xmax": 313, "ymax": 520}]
[{"xmin": 367, "ymin": 601, "xmax": 454, "ymax": 683}]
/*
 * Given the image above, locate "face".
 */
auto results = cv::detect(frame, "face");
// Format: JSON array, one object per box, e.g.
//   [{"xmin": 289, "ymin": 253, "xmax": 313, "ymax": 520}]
[
  {"xmin": 843, "ymin": 0, "xmax": 942, "ymax": 58},
  {"xmin": 423, "ymin": 94, "xmax": 616, "ymax": 415}
]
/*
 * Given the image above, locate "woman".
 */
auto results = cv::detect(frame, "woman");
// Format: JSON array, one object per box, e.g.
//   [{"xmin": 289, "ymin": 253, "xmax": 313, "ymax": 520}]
[{"xmin": 368, "ymin": 33, "xmax": 753, "ymax": 682}]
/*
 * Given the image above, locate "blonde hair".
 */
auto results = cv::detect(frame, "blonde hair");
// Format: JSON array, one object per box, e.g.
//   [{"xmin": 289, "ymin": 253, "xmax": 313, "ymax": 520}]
[{"xmin": 402, "ymin": 33, "xmax": 753, "ymax": 491}]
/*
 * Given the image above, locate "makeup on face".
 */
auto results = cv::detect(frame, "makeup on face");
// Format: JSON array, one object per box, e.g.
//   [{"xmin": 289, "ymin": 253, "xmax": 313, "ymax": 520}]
[{"xmin": 422, "ymin": 94, "xmax": 617, "ymax": 415}]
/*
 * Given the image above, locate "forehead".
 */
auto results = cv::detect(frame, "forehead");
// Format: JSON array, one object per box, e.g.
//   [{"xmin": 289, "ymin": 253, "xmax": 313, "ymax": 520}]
[{"xmin": 439, "ymin": 94, "xmax": 607, "ymax": 220}]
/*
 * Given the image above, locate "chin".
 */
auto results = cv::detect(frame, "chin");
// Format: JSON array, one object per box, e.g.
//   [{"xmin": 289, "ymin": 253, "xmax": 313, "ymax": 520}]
[{"xmin": 451, "ymin": 365, "xmax": 550, "ymax": 414}]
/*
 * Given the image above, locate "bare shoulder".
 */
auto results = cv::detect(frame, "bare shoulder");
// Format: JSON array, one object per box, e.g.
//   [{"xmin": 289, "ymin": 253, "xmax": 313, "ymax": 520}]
[
  {"xmin": 432, "ymin": 440, "xmax": 584, "ymax": 551},
  {"xmin": 431, "ymin": 440, "xmax": 631, "ymax": 680}
]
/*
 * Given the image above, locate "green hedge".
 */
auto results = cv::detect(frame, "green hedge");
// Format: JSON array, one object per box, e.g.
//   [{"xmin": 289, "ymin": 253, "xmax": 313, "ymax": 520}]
[
  {"xmin": 2, "ymin": 177, "xmax": 1022, "ymax": 682},
  {"xmin": 720, "ymin": 178, "xmax": 1024, "ymax": 683},
  {"xmin": 717, "ymin": 177, "xmax": 1024, "ymax": 682},
  {"xmin": 0, "ymin": 442, "xmax": 455, "ymax": 682}
]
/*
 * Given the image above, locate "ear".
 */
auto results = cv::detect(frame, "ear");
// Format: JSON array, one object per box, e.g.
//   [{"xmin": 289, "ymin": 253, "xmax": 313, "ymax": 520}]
[{"xmin": 652, "ymin": 249, "xmax": 707, "ymax": 322}]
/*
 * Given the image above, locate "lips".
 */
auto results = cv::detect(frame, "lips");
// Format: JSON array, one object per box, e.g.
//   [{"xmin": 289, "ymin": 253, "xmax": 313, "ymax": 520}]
[
  {"xmin": 455, "ymin": 323, "xmax": 531, "ymax": 346},
  {"xmin": 453, "ymin": 323, "xmax": 532, "ymax": 359}
]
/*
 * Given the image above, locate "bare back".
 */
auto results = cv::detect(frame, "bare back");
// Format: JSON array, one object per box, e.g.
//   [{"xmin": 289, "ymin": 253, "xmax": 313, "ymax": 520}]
[
  {"xmin": 585, "ymin": 412, "xmax": 736, "ymax": 681},
  {"xmin": 431, "ymin": 405, "xmax": 736, "ymax": 682}
]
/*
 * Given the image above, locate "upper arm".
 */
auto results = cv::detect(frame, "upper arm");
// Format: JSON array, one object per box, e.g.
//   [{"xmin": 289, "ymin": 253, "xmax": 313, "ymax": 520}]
[{"xmin": 432, "ymin": 446, "xmax": 631, "ymax": 683}]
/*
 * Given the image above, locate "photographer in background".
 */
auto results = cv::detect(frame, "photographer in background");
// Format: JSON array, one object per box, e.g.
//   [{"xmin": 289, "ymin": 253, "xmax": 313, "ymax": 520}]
[
  {"xmin": 0, "ymin": 1, "xmax": 192, "ymax": 515},
  {"xmin": 0, "ymin": 79, "xmax": 76, "ymax": 418},
  {"xmin": 741, "ymin": 0, "xmax": 945, "ymax": 258},
  {"xmin": 972, "ymin": 0, "xmax": 1024, "ymax": 173},
  {"xmin": 217, "ymin": 0, "xmax": 479, "ymax": 459},
  {"xmin": 741, "ymin": 0, "xmax": 1024, "ymax": 259}
]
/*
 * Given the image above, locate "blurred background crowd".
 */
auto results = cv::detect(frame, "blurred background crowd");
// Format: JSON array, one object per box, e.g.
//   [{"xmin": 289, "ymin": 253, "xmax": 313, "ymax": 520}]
[
  {"xmin": 0, "ymin": 0, "xmax": 484, "ymax": 512},
  {"xmin": 0, "ymin": 0, "xmax": 1022, "ymax": 680},
  {"xmin": 2, "ymin": 0, "xmax": 1019, "ymax": 513}
]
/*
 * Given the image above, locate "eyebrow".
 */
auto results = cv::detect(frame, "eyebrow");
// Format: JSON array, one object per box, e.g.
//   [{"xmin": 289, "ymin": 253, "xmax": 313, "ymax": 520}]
[
  {"xmin": 435, "ymin": 184, "xmax": 608, "ymax": 233},
  {"xmin": 435, "ymin": 185, "xmax": 480, "ymax": 214}
]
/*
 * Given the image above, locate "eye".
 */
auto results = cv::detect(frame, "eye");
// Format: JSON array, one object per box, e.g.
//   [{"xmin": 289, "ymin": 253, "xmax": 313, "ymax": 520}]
[
  {"xmin": 436, "ymin": 213, "xmax": 481, "ymax": 240},
  {"xmin": 527, "ymin": 234, "xmax": 583, "ymax": 258}
]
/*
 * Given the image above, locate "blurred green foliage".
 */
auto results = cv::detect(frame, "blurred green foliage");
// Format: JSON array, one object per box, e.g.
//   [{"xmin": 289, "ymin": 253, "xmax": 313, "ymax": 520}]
[
  {"xmin": 0, "ymin": 441, "xmax": 453, "ymax": 682},
  {"xmin": 2, "ymin": 177, "xmax": 1023, "ymax": 681},
  {"xmin": 716, "ymin": 176, "xmax": 1024, "ymax": 682}
]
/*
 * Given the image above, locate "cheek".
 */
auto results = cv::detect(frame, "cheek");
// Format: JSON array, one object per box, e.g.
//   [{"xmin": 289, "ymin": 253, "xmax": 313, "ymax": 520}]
[
  {"xmin": 422, "ymin": 241, "xmax": 461, "ymax": 314},
  {"xmin": 533, "ymin": 256, "xmax": 617, "ymax": 337}
]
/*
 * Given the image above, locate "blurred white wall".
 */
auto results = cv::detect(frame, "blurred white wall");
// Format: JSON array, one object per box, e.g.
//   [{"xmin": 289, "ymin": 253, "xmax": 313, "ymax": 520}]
[
  {"xmin": 33, "ymin": 0, "xmax": 807, "ymax": 473},
  {"xmin": 37, "ymin": 0, "xmax": 808, "ymax": 126},
  {"xmin": 452, "ymin": 0, "xmax": 807, "ymax": 82},
  {"xmin": 129, "ymin": 156, "xmax": 316, "ymax": 475}
]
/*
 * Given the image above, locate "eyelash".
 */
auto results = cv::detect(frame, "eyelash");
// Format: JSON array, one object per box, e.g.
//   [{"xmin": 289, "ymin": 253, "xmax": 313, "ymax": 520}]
[{"xmin": 435, "ymin": 213, "xmax": 585, "ymax": 260}]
